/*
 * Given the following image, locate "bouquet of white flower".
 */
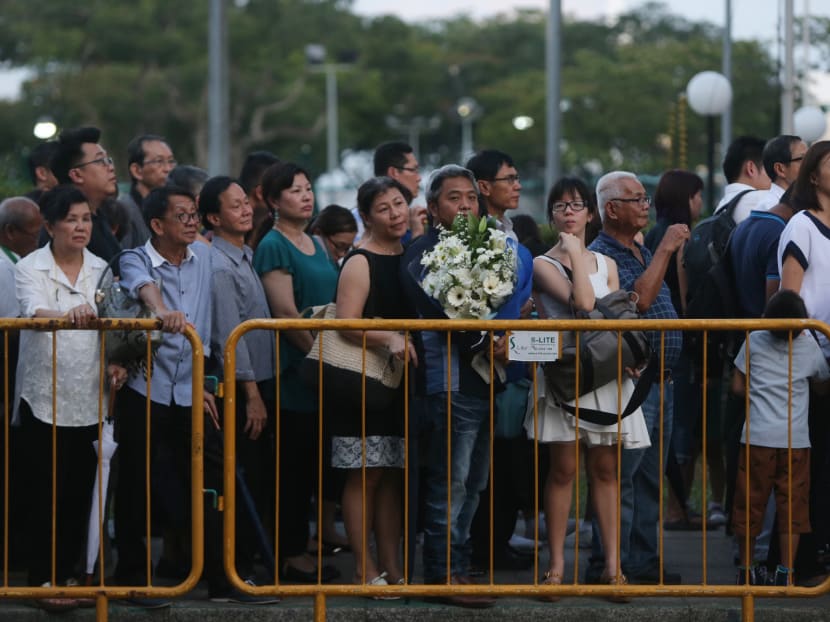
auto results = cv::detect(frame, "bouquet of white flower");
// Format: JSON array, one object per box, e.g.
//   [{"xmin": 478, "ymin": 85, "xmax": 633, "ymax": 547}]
[{"xmin": 420, "ymin": 214, "xmax": 517, "ymax": 319}]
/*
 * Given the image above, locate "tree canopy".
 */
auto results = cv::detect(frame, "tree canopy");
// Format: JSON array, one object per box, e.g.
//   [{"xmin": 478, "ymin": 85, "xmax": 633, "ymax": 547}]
[{"xmin": 0, "ymin": 0, "xmax": 813, "ymax": 195}]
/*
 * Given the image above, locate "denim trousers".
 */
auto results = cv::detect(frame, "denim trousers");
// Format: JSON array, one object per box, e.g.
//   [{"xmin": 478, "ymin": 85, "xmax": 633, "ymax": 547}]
[
  {"xmin": 591, "ymin": 379, "xmax": 674, "ymax": 574},
  {"xmin": 422, "ymin": 391, "xmax": 491, "ymax": 582},
  {"xmin": 621, "ymin": 379, "xmax": 674, "ymax": 574}
]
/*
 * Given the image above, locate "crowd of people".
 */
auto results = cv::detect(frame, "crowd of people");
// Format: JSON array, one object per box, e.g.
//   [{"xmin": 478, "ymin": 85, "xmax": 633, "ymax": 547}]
[{"xmin": 0, "ymin": 125, "xmax": 829, "ymax": 611}]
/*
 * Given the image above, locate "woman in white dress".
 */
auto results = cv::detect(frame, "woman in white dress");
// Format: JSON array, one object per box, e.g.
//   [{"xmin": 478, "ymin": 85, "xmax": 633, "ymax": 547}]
[{"xmin": 526, "ymin": 176, "xmax": 650, "ymax": 597}]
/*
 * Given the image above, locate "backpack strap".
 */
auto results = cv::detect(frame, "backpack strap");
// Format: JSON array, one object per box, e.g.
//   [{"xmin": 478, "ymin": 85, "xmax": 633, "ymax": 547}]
[{"xmin": 714, "ymin": 189, "xmax": 755, "ymax": 218}]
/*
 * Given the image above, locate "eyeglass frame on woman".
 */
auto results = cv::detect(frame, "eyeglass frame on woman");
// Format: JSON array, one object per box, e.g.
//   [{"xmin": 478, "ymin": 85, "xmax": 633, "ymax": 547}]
[
  {"xmin": 325, "ymin": 236, "xmax": 353, "ymax": 256},
  {"xmin": 610, "ymin": 195, "xmax": 652, "ymax": 206},
  {"xmin": 73, "ymin": 156, "xmax": 114, "ymax": 170},
  {"xmin": 551, "ymin": 200, "xmax": 588, "ymax": 213}
]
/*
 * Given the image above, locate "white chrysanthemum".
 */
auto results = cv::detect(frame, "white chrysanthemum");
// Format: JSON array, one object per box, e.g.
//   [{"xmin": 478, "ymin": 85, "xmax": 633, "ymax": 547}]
[
  {"xmin": 447, "ymin": 286, "xmax": 467, "ymax": 308},
  {"xmin": 481, "ymin": 272, "xmax": 501, "ymax": 295}
]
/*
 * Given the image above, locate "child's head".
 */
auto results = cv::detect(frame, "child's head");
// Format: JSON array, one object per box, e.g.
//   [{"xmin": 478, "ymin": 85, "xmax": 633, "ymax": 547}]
[{"xmin": 763, "ymin": 289, "xmax": 808, "ymax": 340}]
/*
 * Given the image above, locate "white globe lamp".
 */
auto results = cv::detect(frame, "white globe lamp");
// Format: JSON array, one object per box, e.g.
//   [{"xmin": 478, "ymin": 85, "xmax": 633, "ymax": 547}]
[{"xmin": 793, "ymin": 106, "xmax": 827, "ymax": 143}]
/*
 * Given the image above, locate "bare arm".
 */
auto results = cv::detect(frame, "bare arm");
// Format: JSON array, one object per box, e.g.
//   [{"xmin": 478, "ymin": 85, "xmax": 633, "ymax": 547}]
[
  {"xmin": 336, "ymin": 254, "xmax": 417, "ymax": 365},
  {"xmin": 779, "ymin": 255, "xmax": 805, "ymax": 295},
  {"xmin": 764, "ymin": 278, "xmax": 781, "ymax": 303},
  {"xmin": 633, "ymin": 224, "xmax": 689, "ymax": 312},
  {"xmin": 260, "ymin": 269, "xmax": 314, "ymax": 353},
  {"xmin": 731, "ymin": 368, "xmax": 746, "ymax": 397}
]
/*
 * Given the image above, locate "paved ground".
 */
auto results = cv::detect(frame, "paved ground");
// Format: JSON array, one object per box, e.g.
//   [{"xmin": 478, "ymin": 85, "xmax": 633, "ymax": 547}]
[{"xmin": 1, "ymin": 524, "xmax": 828, "ymax": 620}]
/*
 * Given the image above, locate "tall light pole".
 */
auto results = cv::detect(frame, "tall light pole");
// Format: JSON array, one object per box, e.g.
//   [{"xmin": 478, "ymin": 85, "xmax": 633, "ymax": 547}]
[
  {"xmin": 687, "ymin": 71, "xmax": 733, "ymax": 213},
  {"xmin": 306, "ymin": 45, "xmax": 354, "ymax": 174},
  {"xmin": 781, "ymin": 0, "xmax": 795, "ymax": 133},
  {"xmin": 721, "ymin": 0, "xmax": 732, "ymax": 152},
  {"xmin": 545, "ymin": 0, "xmax": 562, "ymax": 193},
  {"xmin": 456, "ymin": 97, "xmax": 481, "ymax": 162},
  {"xmin": 208, "ymin": 0, "xmax": 230, "ymax": 175}
]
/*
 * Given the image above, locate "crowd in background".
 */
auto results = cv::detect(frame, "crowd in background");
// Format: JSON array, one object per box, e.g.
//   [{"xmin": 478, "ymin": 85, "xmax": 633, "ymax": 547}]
[{"xmin": 0, "ymin": 126, "xmax": 829, "ymax": 610}]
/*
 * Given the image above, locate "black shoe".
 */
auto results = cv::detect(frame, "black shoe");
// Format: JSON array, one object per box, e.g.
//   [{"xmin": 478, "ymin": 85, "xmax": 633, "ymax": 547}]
[
  {"xmin": 279, "ymin": 563, "xmax": 340, "ymax": 584},
  {"xmin": 210, "ymin": 580, "xmax": 280, "ymax": 605},
  {"xmin": 584, "ymin": 560, "xmax": 605, "ymax": 584},
  {"xmin": 155, "ymin": 558, "xmax": 190, "ymax": 581},
  {"xmin": 628, "ymin": 566, "xmax": 681, "ymax": 585},
  {"xmin": 117, "ymin": 597, "xmax": 171, "ymax": 609}
]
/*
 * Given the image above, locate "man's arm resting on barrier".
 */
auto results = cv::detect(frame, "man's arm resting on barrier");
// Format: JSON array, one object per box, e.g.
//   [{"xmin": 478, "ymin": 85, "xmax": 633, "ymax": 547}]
[{"xmin": 137, "ymin": 282, "xmax": 186, "ymax": 333}]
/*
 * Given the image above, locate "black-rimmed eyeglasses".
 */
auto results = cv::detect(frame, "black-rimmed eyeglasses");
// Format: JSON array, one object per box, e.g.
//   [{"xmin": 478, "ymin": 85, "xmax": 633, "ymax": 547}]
[
  {"xmin": 611, "ymin": 195, "xmax": 651, "ymax": 206},
  {"xmin": 74, "ymin": 156, "xmax": 114, "ymax": 170},
  {"xmin": 551, "ymin": 200, "xmax": 587, "ymax": 213}
]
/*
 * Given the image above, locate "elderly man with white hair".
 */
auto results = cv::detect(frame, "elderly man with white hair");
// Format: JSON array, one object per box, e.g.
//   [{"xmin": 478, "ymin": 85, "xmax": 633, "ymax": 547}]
[{"xmin": 587, "ymin": 171, "xmax": 690, "ymax": 585}]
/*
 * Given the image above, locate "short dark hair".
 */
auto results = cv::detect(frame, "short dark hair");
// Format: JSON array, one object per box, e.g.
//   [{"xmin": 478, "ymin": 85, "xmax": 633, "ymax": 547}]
[
  {"xmin": 373, "ymin": 142, "xmax": 413, "ymax": 177},
  {"xmin": 98, "ymin": 198, "xmax": 130, "ymax": 241},
  {"xmin": 763, "ymin": 289, "xmax": 809, "ymax": 340},
  {"xmin": 465, "ymin": 149, "xmax": 514, "ymax": 182},
  {"xmin": 546, "ymin": 176, "xmax": 600, "ymax": 244},
  {"xmin": 142, "ymin": 185, "xmax": 195, "ymax": 233},
  {"xmin": 198, "ymin": 175, "xmax": 237, "ymax": 231},
  {"xmin": 763, "ymin": 135, "xmax": 801, "ymax": 182},
  {"xmin": 239, "ymin": 151, "xmax": 280, "ymax": 194},
  {"xmin": 27, "ymin": 142, "xmax": 59, "ymax": 185},
  {"xmin": 653, "ymin": 169, "xmax": 704, "ymax": 226},
  {"xmin": 722, "ymin": 136, "xmax": 766, "ymax": 184},
  {"xmin": 425, "ymin": 165, "xmax": 476, "ymax": 206},
  {"xmin": 791, "ymin": 140, "xmax": 830, "ymax": 213},
  {"xmin": 50, "ymin": 126, "xmax": 101, "ymax": 184},
  {"xmin": 356, "ymin": 177, "xmax": 412, "ymax": 218},
  {"xmin": 126, "ymin": 134, "xmax": 168, "ymax": 182},
  {"xmin": 309, "ymin": 204, "xmax": 357, "ymax": 236},
  {"xmin": 38, "ymin": 184, "xmax": 88, "ymax": 225},
  {"xmin": 261, "ymin": 162, "xmax": 311, "ymax": 208},
  {"xmin": 167, "ymin": 165, "xmax": 209, "ymax": 198}
]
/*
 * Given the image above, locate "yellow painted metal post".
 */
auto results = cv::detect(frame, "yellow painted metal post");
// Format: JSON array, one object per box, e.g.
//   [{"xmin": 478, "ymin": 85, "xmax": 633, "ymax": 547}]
[
  {"xmin": 95, "ymin": 593, "xmax": 108, "ymax": 621},
  {"xmin": 314, "ymin": 592, "xmax": 327, "ymax": 622}
]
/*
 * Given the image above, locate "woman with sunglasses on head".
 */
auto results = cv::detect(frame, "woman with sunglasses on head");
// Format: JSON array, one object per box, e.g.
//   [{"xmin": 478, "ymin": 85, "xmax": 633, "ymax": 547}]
[{"xmin": 527, "ymin": 176, "xmax": 649, "ymax": 600}]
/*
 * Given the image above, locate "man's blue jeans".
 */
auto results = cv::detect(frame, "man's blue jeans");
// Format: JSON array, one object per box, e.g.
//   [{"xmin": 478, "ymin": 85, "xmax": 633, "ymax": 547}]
[
  {"xmin": 621, "ymin": 379, "xmax": 674, "ymax": 574},
  {"xmin": 591, "ymin": 378, "xmax": 674, "ymax": 575},
  {"xmin": 422, "ymin": 391, "xmax": 491, "ymax": 582}
]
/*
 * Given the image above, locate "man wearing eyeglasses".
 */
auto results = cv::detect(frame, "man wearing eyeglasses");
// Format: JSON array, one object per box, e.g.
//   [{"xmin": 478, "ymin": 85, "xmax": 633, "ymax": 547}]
[
  {"xmin": 756, "ymin": 135, "xmax": 807, "ymax": 212},
  {"xmin": 715, "ymin": 136, "xmax": 771, "ymax": 224},
  {"xmin": 352, "ymin": 141, "xmax": 426, "ymax": 243},
  {"xmin": 48, "ymin": 126, "xmax": 121, "ymax": 261},
  {"xmin": 588, "ymin": 171, "xmax": 690, "ymax": 585},
  {"xmin": 466, "ymin": 150, "xmax": 522, "ymax": 241},
  {"xmin": 120, "ymin": 134, "xmax": 177, "ymax": 249},
  {"xmin": 113, "ymin": 186, "xmax": 221, "ymax": 605}
]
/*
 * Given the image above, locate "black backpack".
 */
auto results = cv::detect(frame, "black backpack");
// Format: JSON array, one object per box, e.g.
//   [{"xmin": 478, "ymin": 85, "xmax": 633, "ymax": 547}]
[{"xmin": 683, "ymin": 189, "xmax": 754, "ymax": 375}]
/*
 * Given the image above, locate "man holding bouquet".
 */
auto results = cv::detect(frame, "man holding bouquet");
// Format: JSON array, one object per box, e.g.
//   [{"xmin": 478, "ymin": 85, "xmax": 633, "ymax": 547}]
[{"xmin": 401, "ymin": 164, "xmax": 532, "ymax": 607}]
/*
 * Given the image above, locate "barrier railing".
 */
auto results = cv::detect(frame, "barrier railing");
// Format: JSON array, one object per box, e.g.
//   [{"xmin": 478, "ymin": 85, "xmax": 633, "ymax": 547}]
[
  {"xmin": 223, "ymin": 317, "xmax": 830, "ymax": 622},
  {"xmin": 0, "ymin": 318, "xmax": 205, "ymax": 622}
]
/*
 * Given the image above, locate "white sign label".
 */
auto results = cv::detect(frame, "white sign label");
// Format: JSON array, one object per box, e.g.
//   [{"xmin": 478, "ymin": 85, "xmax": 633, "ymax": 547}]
[{"xmin": 508, "ymin": 331, "xmax": 561, "ymax": 362}]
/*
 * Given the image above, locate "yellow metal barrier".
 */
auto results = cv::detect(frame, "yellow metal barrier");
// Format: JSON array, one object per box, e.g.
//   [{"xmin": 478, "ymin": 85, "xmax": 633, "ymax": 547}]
[
  {"xmin": 0, "ymin": 317, "xmax": 205, "ymax": 622},
  {"xmin": 223, "ymin": 316, "xmax": 830, "ymax": 622}
]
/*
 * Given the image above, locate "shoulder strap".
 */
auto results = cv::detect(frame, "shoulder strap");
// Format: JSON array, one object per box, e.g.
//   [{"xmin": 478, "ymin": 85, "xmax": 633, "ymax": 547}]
[
  {"xmin": 537, "ymin": 254, "xmax": 573, "ymax": 282},
  {"xmin": 715, "ymin": 189, "xmax": 755, "ymax": 217},
  {"xmin": 557, "ymin": 362, "xmax": 657, "ymax": 425}
]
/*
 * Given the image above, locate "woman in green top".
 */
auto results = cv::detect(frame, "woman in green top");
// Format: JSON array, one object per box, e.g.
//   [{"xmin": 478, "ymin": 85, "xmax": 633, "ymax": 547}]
[{"xmin": 253, "ymin": 162, "xmax": 339, "ymax": 582}]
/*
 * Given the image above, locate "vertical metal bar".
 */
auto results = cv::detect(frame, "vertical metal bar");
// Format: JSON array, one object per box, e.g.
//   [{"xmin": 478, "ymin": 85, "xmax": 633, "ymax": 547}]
[
  {"xmin": 742, "ymin": 593, "xmax": 755, "ymax": 622},
  {"xmin": 403, "ymin": 329, "xmax": 410, "ymax": 584},
  {"xmin": 2, "ymin": 330, "xmax": 8, "ymax": 586},
  {"xmin": 488, "ymin": 331, "xmax": 495, "ymax": 583},
  {"xmin": 316, "ymin": 329, "xmax": 324, "ymax": 583},
  {"xmin": 702, "ymin": 330, "xmax": 709, "ymax": 584},
  {"xmin": 275, "ymin": 331, "xmax": 281, "ymax": 582},
  {"xmin": 360, "ymin": 332, "xmax": 368, "ymax": 584},
  {"xmin": 531, "ymin": 362, "xmax": 539, "ymax": 581},
  {"xmin": 314, "ymin": 591, "xmax": 327, "ymax": 622},
  {"xmin": 51, "ymin": 330, "xmax": 57, "ymax": 586},
  {"xmin": 95, "ymin": 593, "xmax": 108, "ymax": 621},
  {"xmin": 787, "ymin": 331, "xmax": 793, "ymax": 574},
  {"xmin": 658, "ymin": 330, "xmax": 665, "ymax": 583},
  {"xmin": 445, "ymin": 330, "xmax": 452, "ymax": 582},
  {"xmin": 743, "ymin": 331, "xmax": 751, "ymax": 581},
  {"xmin": 144, "ymin": 335, "xmax": 153, "ymax": 586},
  {"xmin": 97, "ymin": 332, "xmax": 106, "ymax": 585}
]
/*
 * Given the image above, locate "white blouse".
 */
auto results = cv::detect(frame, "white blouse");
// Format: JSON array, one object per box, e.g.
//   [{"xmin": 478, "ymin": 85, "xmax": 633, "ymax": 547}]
[{"xmin": 14, "ymin": 246, "xmax": 111, "ymax": 427}]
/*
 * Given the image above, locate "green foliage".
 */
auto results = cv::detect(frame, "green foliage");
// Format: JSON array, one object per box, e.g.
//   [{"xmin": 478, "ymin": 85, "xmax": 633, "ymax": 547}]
[{"xmin": 0, "ymin": 0, "xmax": 796, "ymax": 187}]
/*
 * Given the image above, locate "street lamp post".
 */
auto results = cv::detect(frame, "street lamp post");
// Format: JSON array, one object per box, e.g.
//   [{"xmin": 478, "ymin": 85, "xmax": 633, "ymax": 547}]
[
  {"xmin": 686, "ymin": 71, "xmax": 732, "ymax": 213},
  {"xmin": 456, "ymin": 97, "xmax": 481, "ymax": 162},
  {"xmin": 306, "ymin": 44, "xmax": 354, "ymax": 174}
]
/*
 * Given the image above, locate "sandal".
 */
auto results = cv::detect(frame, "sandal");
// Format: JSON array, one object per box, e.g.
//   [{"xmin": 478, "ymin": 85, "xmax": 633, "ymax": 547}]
[
  {"xmin": 599, "ymin": 570, "xmax": 630, "ymax": 603},
  {"xmin": 539, "ymin": 570, "xmax": 562, "ymax": 603},
  {"xmin": 358, "ymin": 572, "xmax": 401, "ymax": 600}
]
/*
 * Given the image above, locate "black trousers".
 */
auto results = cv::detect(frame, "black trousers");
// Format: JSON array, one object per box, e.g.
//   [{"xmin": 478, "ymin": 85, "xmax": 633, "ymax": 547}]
[
  {"xmin": 112, "ymin": 387, "xmax": 227, "ymax": 592},
  {"xmin": 21, "ymin": 401, "xmax": 97, "ymax": 587}
]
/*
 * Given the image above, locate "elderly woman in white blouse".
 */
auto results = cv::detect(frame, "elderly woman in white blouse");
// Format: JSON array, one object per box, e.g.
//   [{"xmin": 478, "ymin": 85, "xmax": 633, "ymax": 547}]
[{"xmin": 14, "ymin": 185, "xmax": 126, "ymax": 602}]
